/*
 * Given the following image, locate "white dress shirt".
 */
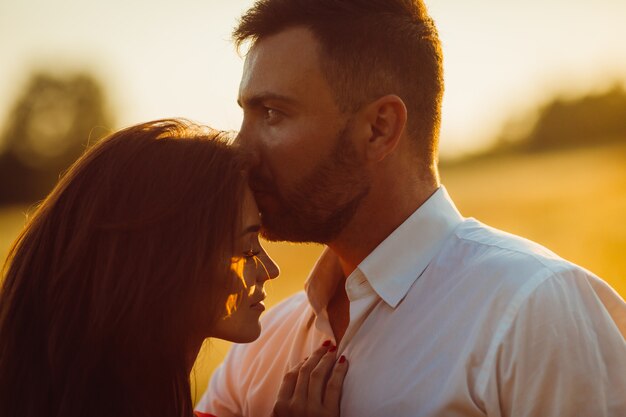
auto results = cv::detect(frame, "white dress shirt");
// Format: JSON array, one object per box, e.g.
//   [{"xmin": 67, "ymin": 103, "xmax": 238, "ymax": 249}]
[{"xmin": 196, "ymin": 186, "xmax": 626, "ymax": 417}]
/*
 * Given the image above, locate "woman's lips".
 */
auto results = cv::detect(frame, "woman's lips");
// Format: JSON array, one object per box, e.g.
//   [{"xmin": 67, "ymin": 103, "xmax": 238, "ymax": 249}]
[
  {"xmin": 250, "ymin": 294, "xmax": 266, "ymax": 311},
  {"xmin": 250, "ymin": 301, "xmax": 266, "ymax": 311}
]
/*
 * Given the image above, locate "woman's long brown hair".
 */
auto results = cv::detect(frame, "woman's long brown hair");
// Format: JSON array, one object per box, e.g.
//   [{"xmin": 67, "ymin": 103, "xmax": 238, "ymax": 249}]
[{"xmin": 0, "ymin": 119, "xmax": 246, "ymax": 417}]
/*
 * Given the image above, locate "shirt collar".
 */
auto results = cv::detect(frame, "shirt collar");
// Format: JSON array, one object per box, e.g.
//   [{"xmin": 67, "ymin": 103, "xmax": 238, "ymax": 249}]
[
  {"xmin": 359, "ymin": 186, "xmax": 464, "ymax": 308},
  {"xmin": 304, "ymin": 246, "xmax": 344, "ymax": 316},
  {"xmin": 304, "ymin": 186, "xmax": 464, "ymax": 312}
]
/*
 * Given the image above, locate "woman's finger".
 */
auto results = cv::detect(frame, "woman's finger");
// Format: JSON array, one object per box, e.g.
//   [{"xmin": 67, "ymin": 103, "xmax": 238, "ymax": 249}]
[
  {"xmin": 292, "ymin": 341, "xmax": 332, "ymax": 402},
  {"xmin": 323, "ymin": 355, "xmax": 349, "ymax": 411},
  {"xmin": 308, "ymin": 346, "xmax": 338, "ymax": 404},
  {"xmin": 276, "ymin": 360, "xmax": 304, "ymax": 402}
]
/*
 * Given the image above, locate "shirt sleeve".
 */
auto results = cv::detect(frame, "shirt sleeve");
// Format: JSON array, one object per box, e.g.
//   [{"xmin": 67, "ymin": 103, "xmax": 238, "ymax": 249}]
[
  {"xmin": 482, "ymin": 267, "xmax": 626, "ymax": 417},
  {"xmin": 195, "ymin": 346, "xmax": 245, "ymax": 417}
]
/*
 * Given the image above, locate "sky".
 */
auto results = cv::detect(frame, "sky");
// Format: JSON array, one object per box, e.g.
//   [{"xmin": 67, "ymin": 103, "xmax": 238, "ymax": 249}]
[{"xmin": 1, "ymin": 0, "xmax": 625, "ymax": 158}]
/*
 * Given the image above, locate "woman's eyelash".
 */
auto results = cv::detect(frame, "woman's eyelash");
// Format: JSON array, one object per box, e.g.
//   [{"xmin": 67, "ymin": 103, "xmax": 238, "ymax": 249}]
[{"xmin": 243, "ymin": 249, "xmax": 261, "ymax": 259}]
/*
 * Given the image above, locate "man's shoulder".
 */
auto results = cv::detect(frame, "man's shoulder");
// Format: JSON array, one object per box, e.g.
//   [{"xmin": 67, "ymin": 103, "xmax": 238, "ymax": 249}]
[
  {"xmin": 431, "ymin": 219, "xmax": 626, "ymax": 348},
  {"xmin": 450, "ymin": 218, "xmax": 573, "ymax": 274},
  {"xmin": 432, "ymin": 218, "xmax": 598, "ymax": 305}
]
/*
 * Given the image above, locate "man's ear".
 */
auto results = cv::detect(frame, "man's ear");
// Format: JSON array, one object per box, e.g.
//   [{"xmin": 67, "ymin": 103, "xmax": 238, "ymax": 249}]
[{"xmin": 360, "ymin": 95, "xmax": 407, "ymax": 162}]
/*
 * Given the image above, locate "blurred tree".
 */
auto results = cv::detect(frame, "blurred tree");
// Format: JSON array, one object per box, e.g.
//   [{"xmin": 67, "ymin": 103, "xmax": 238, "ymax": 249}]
[
  {"xmin": 495, "ymin": 82, "xmax": 626, "ymax": 154},
  {"xmin": 0, "ymin": 71, "xmax": 114, "ymax": 204}
]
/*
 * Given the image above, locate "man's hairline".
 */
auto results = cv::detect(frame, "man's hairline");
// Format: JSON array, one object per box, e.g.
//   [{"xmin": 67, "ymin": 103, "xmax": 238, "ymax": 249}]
[
  {"xmin": 240, "ymin": 25, "xmax": 362, "ymax": 120},
  {"xmin": 236, "ymin": 25, "xmax": 434, "ymax": 164}
]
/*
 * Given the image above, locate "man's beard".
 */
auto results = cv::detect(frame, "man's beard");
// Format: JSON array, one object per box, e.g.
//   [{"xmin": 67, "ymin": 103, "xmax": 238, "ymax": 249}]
[{"xmin": 250, "ymin": 123, "xmax": 370, "ymax": 244}]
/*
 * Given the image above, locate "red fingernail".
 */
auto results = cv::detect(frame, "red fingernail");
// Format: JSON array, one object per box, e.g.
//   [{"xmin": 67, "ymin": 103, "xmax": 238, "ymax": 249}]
[
  {"xmin": 329, "ymin": 346, "xmax": 337, "ymax": 352},
  {"xmin": 322, "ymin": 340, "xmax": 332, "ymax": 347},
  {"xmin": 339, "ymin": 355, "xmax": 346, "ymax": 364}
]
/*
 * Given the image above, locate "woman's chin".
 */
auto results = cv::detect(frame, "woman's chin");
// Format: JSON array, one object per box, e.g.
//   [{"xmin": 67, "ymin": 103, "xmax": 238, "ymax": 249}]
[
  {"xmin": 232, "ymin": 326, "xmax": 262, "ymax": 343},
  {"xmin": 214, "ymin": 323, "xmax": 262, "ymax": 344}
]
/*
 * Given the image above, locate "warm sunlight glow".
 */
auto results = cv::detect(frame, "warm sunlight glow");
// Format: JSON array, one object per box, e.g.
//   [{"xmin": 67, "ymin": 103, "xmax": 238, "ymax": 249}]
[
  {"xmin": 1, "ymin": 0, "xmax": 625, "ymax": 157},
  {"xmin": 2, "ymin": 0, "xmax": 625, "ymax": 405}
]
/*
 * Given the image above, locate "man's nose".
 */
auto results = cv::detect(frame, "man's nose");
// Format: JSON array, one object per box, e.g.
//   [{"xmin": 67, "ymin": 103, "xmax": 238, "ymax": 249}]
[
  {"xmin": 235, "ymin": 117, "xmax": 257, "ymax": 147},
  {"xmin": 233, "ymin": 130, "xmax": 248, "ymax": 147},
  {"xmin": 234, "ymin": 124, "xmax": 261, "ymax": 166}
]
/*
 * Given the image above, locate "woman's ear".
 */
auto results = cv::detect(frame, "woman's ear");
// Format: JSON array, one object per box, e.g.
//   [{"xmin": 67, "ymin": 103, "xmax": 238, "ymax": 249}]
[{"xmin": 361, "ymin": 95, "xmax": 407, "ymax": 162}]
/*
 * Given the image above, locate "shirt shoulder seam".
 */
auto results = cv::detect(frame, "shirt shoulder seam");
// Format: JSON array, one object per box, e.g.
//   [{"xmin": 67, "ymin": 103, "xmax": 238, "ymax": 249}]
[
  {"xmin": 453, "ymin": 228, "xmax": 575, "ymax": 275},
  {"xmin": 473, "ymin": 266, "xmax": 566, "ymax": 399}
]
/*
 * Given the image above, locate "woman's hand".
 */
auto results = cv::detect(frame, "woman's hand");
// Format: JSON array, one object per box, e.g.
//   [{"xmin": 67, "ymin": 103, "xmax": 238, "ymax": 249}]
[{"xmin": 273, "ymin": 342, "xmax": 349, "ymax": 417}]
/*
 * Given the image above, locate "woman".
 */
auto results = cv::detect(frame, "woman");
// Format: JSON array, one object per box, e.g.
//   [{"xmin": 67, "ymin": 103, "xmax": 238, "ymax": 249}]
[{"xmin": 0, "ymin": 119, "xmax": 346, "ymax": 417}]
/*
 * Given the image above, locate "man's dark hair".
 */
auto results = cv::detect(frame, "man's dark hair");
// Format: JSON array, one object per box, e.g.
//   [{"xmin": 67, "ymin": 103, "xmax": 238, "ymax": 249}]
[{"xmin": 234, "ymin": 0, "xmax": 444, "ymax": 165}]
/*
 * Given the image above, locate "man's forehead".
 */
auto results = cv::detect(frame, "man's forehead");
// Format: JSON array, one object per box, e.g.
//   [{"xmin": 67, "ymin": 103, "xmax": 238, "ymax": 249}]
[
  {"xmin": 243, "ymin": 27, "xmax": 322, "ymax": 78},
  {"xmin": 250, "ymin": 26, "xmax": 320, "ymax": 59},
  {"xmin": 239, "ymin": 28, "xmax": 325, "ymax": 102}
]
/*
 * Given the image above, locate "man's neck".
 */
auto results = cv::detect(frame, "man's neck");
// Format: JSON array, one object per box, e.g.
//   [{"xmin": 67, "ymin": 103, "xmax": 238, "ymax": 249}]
[
  {"xmin": 324, "ymin": 176, "xmax": 438, "ymax": 343},
  {"xmin": 329, "ymin": 179, "xmax": 438, "ymax": 278}
]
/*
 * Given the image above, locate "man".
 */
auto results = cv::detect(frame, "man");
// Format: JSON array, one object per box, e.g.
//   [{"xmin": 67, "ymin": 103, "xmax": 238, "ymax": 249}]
[{"xmin": 197, "ymin": 0, "xmax": 626, "ymax": 416}]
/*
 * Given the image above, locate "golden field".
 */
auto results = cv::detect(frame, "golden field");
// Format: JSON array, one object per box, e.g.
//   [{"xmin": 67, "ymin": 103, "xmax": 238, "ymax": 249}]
[{"xmin": 1, "ymin": 142, "xmax": 625, "ymax": 403}]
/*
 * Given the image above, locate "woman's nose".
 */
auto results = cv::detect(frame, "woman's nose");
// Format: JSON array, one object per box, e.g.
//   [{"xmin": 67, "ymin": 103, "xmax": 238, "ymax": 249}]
[{"xmin": 256, "ymin": 252, "xmax": 279, "ymax": 283}]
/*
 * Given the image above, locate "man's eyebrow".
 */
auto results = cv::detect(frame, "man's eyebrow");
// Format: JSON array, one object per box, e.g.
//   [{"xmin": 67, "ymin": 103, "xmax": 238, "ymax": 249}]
[
  {"xmin": 241, "ymin": 224, "xmax": 261, "ymax": 236},
  {"xmin": 237, "ymin": 92, "xmax": 298, "ymax": 108}
]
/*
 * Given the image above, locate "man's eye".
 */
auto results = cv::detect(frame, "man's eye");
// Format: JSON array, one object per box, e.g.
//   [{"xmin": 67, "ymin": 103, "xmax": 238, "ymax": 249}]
[{"xmin": 264, "ymin": 108, "xmax": 282, "ymax": 124}]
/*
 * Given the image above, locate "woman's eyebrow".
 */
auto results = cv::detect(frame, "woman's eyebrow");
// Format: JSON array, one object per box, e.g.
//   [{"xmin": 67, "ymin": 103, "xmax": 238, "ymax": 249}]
[{"xmin": 241, "ymin": 224, "xmax": 261, "ymax": 236}]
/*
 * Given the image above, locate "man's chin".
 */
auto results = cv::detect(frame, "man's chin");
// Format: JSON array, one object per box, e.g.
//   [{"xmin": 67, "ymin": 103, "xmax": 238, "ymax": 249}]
[
  {"xmin": 258, "ymin": 210, "xmax": 312, "ymax": 243},
  {"xmin": 260, "ymin": 212, "xmax": 340, "ymax": 244},
  {"xmin": 257, "ymin": 208, "xmax": 301, "ymax": 243},
  {"xmin": 253, "ymin": 190, "xmax": 358, "ymax": 244},
  {"xmin": 253, "ymin": 193, "xmax": 295, "ymax": 242},
  {"xmin": 253, "ymin": 191, "xmax": 279, "ymax": 213}
]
